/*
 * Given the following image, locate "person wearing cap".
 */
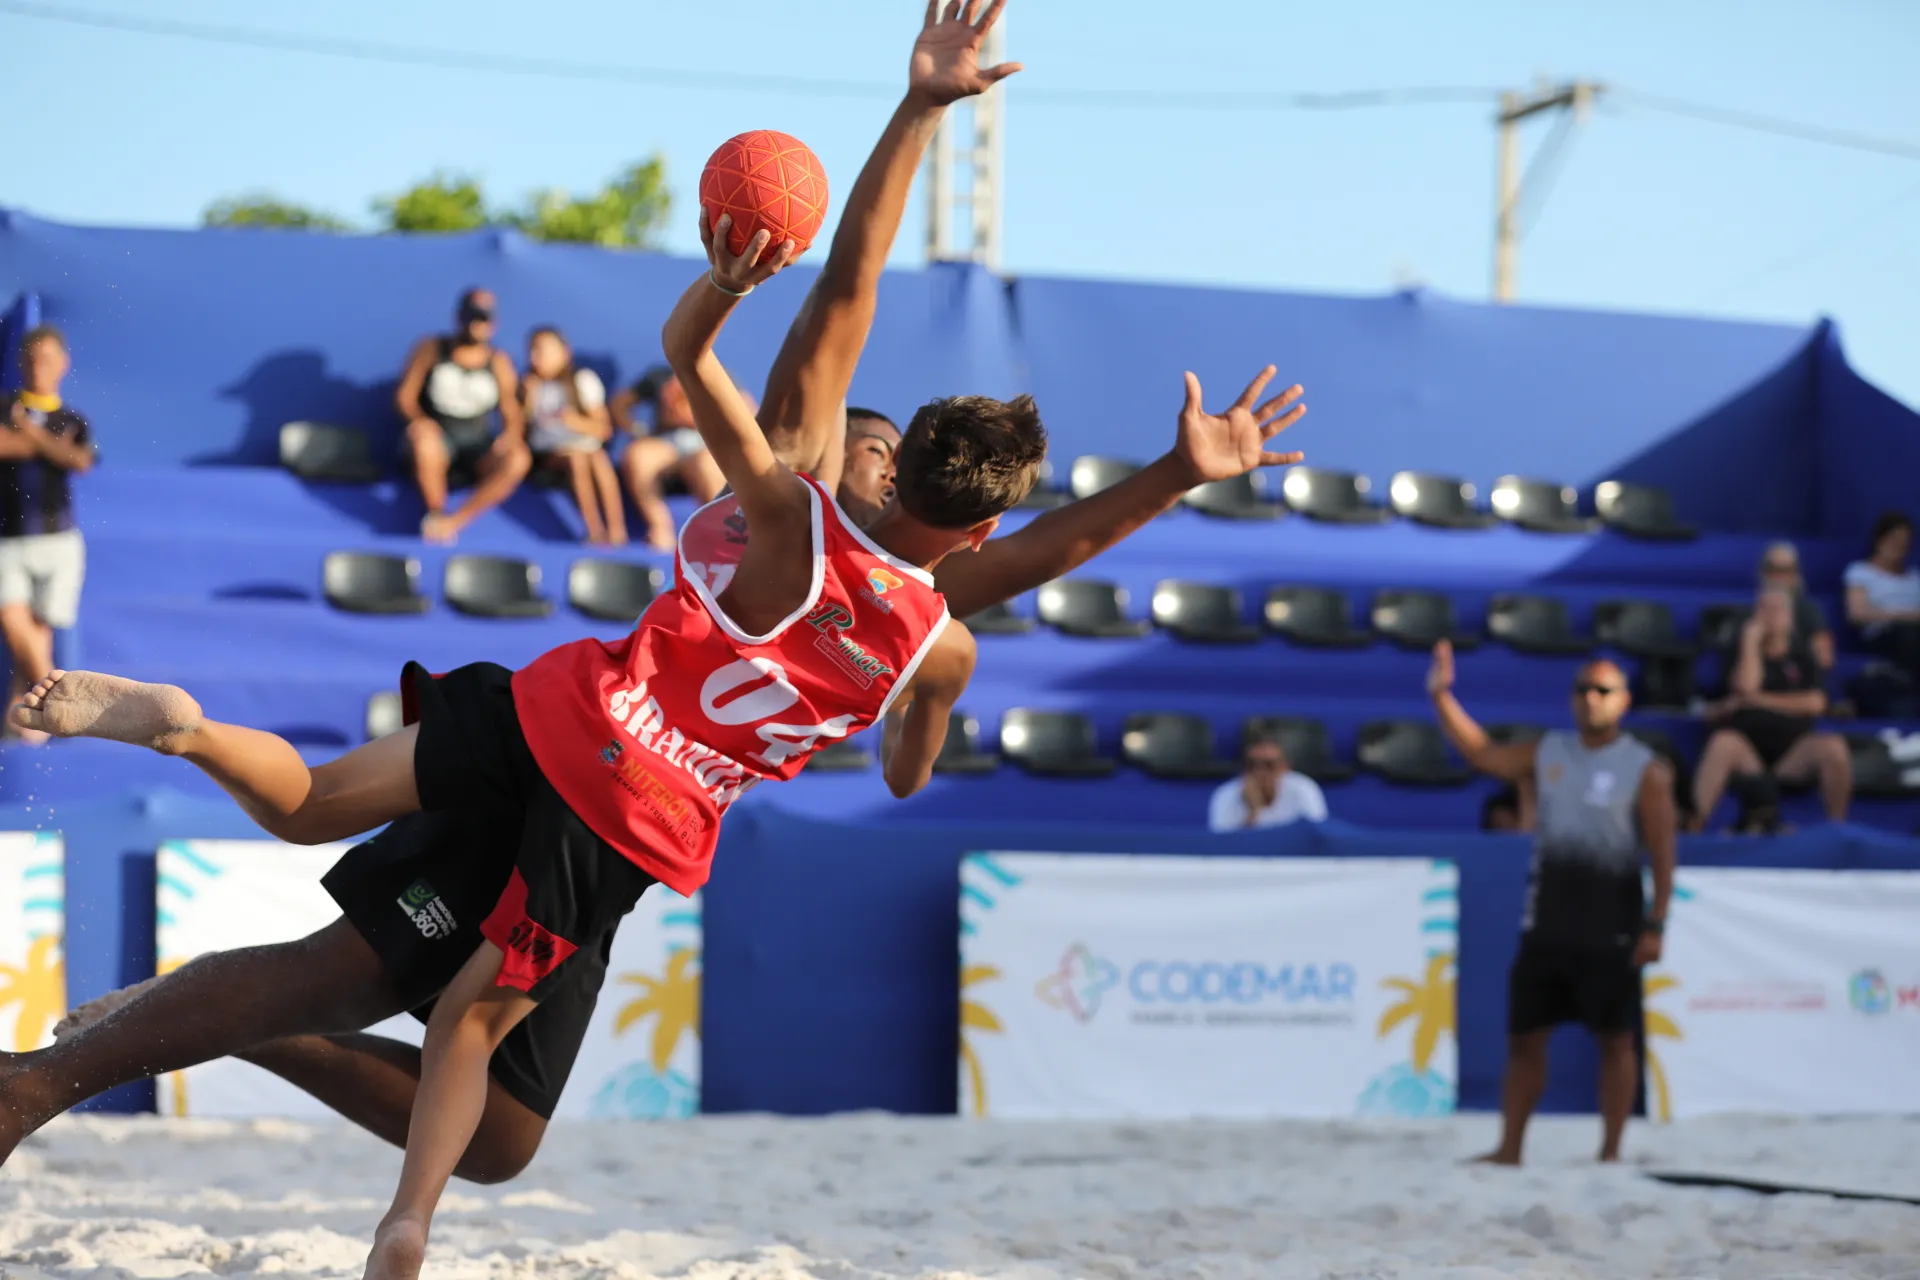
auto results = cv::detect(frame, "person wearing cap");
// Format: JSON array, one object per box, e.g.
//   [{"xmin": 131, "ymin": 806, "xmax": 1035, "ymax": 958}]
[{"xmin": 395, "ymin": 287, "xmax": 529, "ymax": 545}]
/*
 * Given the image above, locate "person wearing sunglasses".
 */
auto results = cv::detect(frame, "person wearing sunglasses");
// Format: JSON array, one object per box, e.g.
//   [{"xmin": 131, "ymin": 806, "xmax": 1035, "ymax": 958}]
[
  {"xmin": 1427, "ymin": 639, "xmax": 1676, "ymax": 1167},
  {"xmin": 1693, "ymin": 585, "xmax": 1849, "ymax": 831},
  {"xmin": 1206, "ymin": 734, "xmax": 1327, "ymax": 832},
  {"xmin": 1755, "ymin": 541, "xmax": 1834, "ymax": 670},
  {"xmin": 395, "ymin": 287, "xmax": 530, "ymax": 545}
]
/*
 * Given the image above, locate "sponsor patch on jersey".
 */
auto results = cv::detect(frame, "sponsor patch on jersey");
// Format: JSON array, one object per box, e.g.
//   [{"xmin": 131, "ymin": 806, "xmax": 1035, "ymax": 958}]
[
  {"xmin": 861, "ymin": 566, "xmax": 902, "ymax": 613},
  {"xmin": 806, "ymin": 602, "xmax": 895, "ymax": 688},
  {"xmin": 396, "ymin": 878, "xmax": 458, "ymax": 940}
]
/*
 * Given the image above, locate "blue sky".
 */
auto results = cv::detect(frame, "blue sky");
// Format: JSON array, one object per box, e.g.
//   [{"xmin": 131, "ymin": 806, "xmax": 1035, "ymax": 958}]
[{"xmin": 8, "ymin": 0, "xmax": 1919, "ymax": 404}]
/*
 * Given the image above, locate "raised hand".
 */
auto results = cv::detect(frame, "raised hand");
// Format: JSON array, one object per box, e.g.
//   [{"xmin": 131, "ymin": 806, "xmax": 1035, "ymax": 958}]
[
  {"xmin": 1427, "ymin": 640, "xmax": 1456, "ymax": 696},
  {"xmin": 1172, "ymin": 366, "xmax": 1306, "ymax": 487},
  {"xmin": 911, "ymin": 0, "xmax": 1022, "ymax": 106},
  {"xmin": 700, "ymin": 208, "xmax": 797, "ymax": 295}
]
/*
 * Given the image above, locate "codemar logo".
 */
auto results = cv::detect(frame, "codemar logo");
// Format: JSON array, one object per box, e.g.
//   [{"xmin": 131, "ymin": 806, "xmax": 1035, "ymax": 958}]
[
  {"xmin": 1034, "ymin": 943, "xmax": 1120, "ymax": 1023},
  {"xmin": 1851, "ymin": 969, "xmax": 1893, "ymax": 1014}
]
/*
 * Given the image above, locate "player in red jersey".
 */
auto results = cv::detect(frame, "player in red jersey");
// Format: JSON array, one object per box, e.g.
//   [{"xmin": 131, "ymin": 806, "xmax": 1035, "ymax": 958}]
[{"xmin": 10, "ymin": 207, "xmax": 1047, "ymax": 1275}]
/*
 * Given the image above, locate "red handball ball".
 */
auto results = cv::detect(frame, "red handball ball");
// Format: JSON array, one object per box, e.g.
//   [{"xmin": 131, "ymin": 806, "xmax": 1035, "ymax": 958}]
[{"xmin": 699, "ymin": 130, "xmax": 830, "ymax": 261}]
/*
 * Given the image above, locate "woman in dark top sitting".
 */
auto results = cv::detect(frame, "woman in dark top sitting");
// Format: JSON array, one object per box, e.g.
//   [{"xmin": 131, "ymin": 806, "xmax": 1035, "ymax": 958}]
[
  {"xmin": 395, "ymin": 287, "xmax": 528, "ymax": 545},
  {"xmin": 1691, "ymin": 585, "xmax": 1851, "ymax": 829}
]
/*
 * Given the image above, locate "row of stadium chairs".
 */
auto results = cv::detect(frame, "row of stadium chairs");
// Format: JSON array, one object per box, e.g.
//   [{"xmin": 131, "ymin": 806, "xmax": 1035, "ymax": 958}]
[
  {"xmin": 970, "ymin": 581, "xmax": 1743, "ymax": 659},
  {"xmin": 360, "ymin": 691, "xmax": 1917, "ymax": 798},
  {"xmin": 1037, "ymin": 455, "xmax": 1696, "ymax": 541},
  {"xmin": 325, "ymin": 551, "xmax": 659, "ymax": 621},
  {"xmin": 282, "ymin": 423, "xmax": 1693, "ymax": 541}
]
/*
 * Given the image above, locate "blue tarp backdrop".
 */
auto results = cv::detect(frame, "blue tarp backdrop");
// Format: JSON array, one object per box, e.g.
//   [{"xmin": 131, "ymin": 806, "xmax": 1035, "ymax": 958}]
[
  {"xmin": 3, "ymin": 209, "xmax": 1915, "ymax": 546},
  {"xmin": 33, "ymin": 783, "xmax": 1920, "ymax": 1121}
]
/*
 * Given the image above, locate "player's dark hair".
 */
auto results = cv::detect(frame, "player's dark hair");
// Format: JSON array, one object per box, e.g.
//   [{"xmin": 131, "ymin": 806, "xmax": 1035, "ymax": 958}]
[
  {"xmin": 846, "ymin": 407, "xmax": 897, "ymax": 433},
  {"xmin": 525, "ymin": 326, "xmax": 582, "ymax": 411},
  {"xmin": 1869, "ymin": 510, "xmax": 1913, "ymax": 557},
  {"xmin": 1243, "ymin": 732, "xmax": 1284, "ymax": 761},
  {"xmin": 892, "ymin": 395, "xmax": 1046, "ymax": 529},
  {"xmin": 19, "ymin": 324, "xmax": 65, "ymax": 361}
]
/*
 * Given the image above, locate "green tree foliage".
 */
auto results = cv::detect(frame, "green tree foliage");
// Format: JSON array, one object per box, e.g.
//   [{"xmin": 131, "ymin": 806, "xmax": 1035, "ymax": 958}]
[
  {"xmin": 373, "ymin": 173, "xmax": 488, "ymax": 234},
  {"xmin": 202, "ymin": 195, "xmax": 350, "ymax": 232},
  {"xmin": 507, "ymin": 157, "xmax": 672, "ymax": 249}
]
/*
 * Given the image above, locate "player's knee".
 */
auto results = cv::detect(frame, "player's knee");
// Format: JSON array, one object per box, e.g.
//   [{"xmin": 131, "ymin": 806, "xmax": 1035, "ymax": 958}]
[
  {"xmin": 457, "ymin": 1123, "xmax": 542, "ymax": 1184},
  {"xmin": 407, "ymin": 420, "xmax": 448, "ymax": 456}
]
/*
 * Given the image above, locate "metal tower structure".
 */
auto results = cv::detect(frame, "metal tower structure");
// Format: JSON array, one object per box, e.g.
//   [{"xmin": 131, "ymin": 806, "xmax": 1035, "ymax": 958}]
[{"xmin": 925, "ymin": 22, "xmax": 1006, "ymax": 269}]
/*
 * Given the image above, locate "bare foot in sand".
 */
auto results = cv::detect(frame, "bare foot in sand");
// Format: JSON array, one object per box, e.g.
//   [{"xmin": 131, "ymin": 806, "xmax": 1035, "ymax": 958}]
[
  {"xmin": 11, "ymin": 670, "xmax": 202, "ymax": 752},
  {"xmin": 364, "ymin": 1213, "xmax": 428, "ymax": 1280},
  {"xmin": 1471, "ymin": 1150, "xmax": 1522, "ymax": 1166},
  {"xmin": 52, "ymin": 973, "xmax": 169, "ymax": 1040}
]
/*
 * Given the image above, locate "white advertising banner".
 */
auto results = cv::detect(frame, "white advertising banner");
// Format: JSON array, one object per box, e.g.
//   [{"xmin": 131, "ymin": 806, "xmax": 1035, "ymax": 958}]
[
  {"xmin": 156, "ymin": 839, "xmax": 701, "ymax": 1119},
  {"xmin": 1645, "ymin": 867, "xmax": 1920, "ymax": 1120},
  {"xmin": 0, "ymin": 832, "xmax": 65, "ymax": 1052},
  {"xmin": 959, "ymin": 853, "xmax": 1458, "ymax": 1120}
]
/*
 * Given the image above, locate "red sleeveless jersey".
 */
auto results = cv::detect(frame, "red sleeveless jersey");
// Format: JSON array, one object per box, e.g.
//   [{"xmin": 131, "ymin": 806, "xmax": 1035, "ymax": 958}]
[{"xmin": 512, "ymin": 474, "xmax": 950, "ymax": 895}]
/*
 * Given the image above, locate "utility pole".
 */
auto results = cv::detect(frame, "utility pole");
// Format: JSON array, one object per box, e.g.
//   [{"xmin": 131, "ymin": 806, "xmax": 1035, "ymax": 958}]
[
  {"xmin": 1493, "ymin": 78, "xmax": 1603, "ymax": 303},
  {"xmin": 926, "ymin": 20, "xmax": 1007, "ymax": 269}
]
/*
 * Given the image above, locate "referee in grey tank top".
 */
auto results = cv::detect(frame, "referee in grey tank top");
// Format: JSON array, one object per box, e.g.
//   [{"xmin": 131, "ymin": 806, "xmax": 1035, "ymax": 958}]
[{"xmin": 1427, "ymin": 640, "xmax": 1677, "ymax": 1166}]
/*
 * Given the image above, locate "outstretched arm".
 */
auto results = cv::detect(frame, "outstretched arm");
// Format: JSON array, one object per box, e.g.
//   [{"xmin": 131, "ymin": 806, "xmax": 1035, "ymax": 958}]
[
  {"xmin": 759, "ymin": 0, "xmax": 1021, "ymax": 485},
  {"xmin": 661, "ymin": 215, "xmax": 806, "ymax": 534},
  {"xmin": 1427, "ymin": 640, "xmax": 1536, "ymax": 782},
  {"xmin": 883, "ymin": 624, "xmax": 976, "ymax": 798},
  {"xmin": 933, "ymin": 367, "xmax": 1306, "ymax": 617}
]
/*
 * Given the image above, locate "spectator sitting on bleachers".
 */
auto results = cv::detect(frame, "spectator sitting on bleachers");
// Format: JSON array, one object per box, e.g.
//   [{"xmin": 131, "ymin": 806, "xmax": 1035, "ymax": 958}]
[
  {"xmin": 611, "ymin": 368, "xmax": 725, "ymax": 551},
  {"xmin": 0, "ymin": 325, "xmax": 95, "ymax": 744},
  {"xmin": 1845, "ymin": 511, "xmax": 1920, "ymax": 682},
  {"xmin": 396, "ymin": 287, "xmax": 529, "ymax": 545},
  {"xmin": 1206, "ymin": 734, "xmax": 1327, "ymax": 831},
  {"xmin": 521, "ymin": 327, "xmax": 625, "ymax": 546},
  {"xmin": 1692, "ymin": 585, "xmax": 1850, "ymax": 830},
  {"xmin": 1758, "ymin": 539, "xmax": 1834, "ymax": 668}
]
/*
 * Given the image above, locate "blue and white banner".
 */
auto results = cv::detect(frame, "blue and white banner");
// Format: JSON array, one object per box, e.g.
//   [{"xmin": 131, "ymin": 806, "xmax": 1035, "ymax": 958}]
[
  {"xmin": 959, "ymin": 853, "xmax": 1457, "ymax": 1120},
  {"xmin": 0, "ymin": 832, "xmax": 64, "ymax": 1052},
  {"xmin": 154, "ymin": 838, "xmax": 701, "ymax": 1120},
  {"xmin": 1644, "ymin": 867, "xmax": 1920, "ymax": 1119}
]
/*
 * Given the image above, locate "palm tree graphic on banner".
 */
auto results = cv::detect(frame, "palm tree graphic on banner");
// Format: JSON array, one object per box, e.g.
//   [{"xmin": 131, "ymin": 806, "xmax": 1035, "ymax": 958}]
[
  {"xmin": 0, "ymin": 934, "xmax": 64, "ymax": 1051},
  {"xmin": 1358, "ymin": 951, "xmax": 1457, "ymax": 1117},
  {"xmin": 959, "ymin": 964, "xmax": 1003, "ymax": 1116},
  {"xmin": 1642, "ymin": 973, "xmax": 1683, "ymax": 1122},
  {"xmin": 598, "ymin": 944, "xmax": 701, "ymax": 1119}
]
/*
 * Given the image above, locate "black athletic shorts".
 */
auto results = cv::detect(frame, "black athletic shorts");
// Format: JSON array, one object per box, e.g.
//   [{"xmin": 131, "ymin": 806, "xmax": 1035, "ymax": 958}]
[
  {"xmin": 401, "ymin": 414, "xmax": 496, "ymax": 486},
  {"xmin": 1507, "ymin": 941, "xmax": 1643, "ymax": 1036},
  {"xmin": 322, "ymin": 810, "xmax": 607, "ymax": 1120}
]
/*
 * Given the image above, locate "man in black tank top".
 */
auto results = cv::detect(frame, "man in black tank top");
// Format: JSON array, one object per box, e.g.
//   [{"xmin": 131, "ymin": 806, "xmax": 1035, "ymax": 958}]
[
  {"xmin": 1429, "ymin": 643, "xmax": 1677, "ymax": 1166},
  {"xmin": 395, "ymin": 288, "xmax": 530, "ymax": 545}
]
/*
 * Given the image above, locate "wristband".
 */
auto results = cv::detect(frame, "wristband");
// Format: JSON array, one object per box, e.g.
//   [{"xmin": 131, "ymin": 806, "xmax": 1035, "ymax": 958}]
[
  {"xmin": 708, "ymin": 271, "xmax": 752, "ymax": 299},
  {"xmin": 1642, "ymin": 917, "xmax": 1665, "ymax": 935}
]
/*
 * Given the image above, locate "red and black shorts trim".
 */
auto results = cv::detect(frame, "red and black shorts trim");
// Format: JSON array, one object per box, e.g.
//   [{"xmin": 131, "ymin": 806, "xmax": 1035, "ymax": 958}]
[{"xmin": 404, "ymin": 661, "xmax": 657, "ymax": 1002}]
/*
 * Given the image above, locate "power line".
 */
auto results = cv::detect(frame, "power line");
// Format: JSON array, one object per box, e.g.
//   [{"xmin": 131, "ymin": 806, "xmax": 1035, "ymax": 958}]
[
  {"xmin": 1702, "ymin": 177, "xmax": 1920, "ymax": 306},
  {"xmin": 0, "ymin": 1, "xmax": 1496, "ymax": 111},
  {"xmin": 1610, "ymin": 87, "xmax": 1920, "ymax": 163}
]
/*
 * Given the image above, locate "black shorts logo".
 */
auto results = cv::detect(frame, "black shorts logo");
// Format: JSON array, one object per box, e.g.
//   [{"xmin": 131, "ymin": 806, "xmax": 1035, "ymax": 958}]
[{"xmin": 397, "ymin": 879, "xmax": 458, "ymax": 940}]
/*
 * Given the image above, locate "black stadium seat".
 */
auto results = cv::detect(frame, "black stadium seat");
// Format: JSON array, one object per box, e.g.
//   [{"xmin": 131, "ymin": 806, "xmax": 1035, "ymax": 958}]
[
  {"xmin": 1122, "ymin": 713, "xmax": 1238, "ymax": 780},
  {"xmin": 1019, "ymin": 459, "xmax": 1069, "ymax": 510},
  {"xmin": 444, "ymin": 555, "xmax": 554, "ymax": 619},
  {"xmin": 1849, "ymin": 734, "xmax": 1920, "ymax": 798},
  {"xmin": 1263, "ymin": 586, "xmax": 1372, "ymax": 648},
  {"xmin": 1593, "ymin": 600, "xmax": 1693, "ymax": 660},
  {"xmin": 1279, "ymin": 467, "xmax": 1392, "ymax": 524},
  {"xmin": 1069, "ymin": 456, "xmax": 1143, "ymax": 500},
  {"xmin": 1151, "ymin": 581, "xmax": 1260, "ymax": 643},
  {"xmin": 999, "ymin": 709, "xmax": 1118, "ymax": 777},
  {"xmin": 1698, "ymin": 603, "xmax": 1751, "ymax": 656},
  {"xmin": 933, "ymin": 712, "xmax": 999, "ymax": 775},
  {"xmin": 803, "ymin": 740, "xmax": 873, "ymax": 772},
  {"xmin": 323, "ymin": 551, "xmax": 431, "ymax": 615},
  {"xmin": 1242, "ymin": 715, "xmax": 1355, "ymax": 783},
  {"xmin": 963, "ymin": 601, "xmax": 1035, "ymax": 636},
  {"xmin": 365, "ymin": 691, "xmax": 405, "ymax": 741},
  {"xmin": 1036, "ymin": 580, "xmax": 1150, "ymax": 638},
  {"xmin": 568, "ymin": 559, "xmax": 663, "ymax": 623},
  {"xmin": 281, "ymin": 421, "xmax": 383, "ymax": 483},
  {"xmin": 1489, "ymin": 476, "xmax": 1597, "ymax": 534},
  {"xmin": 1184, "ymin": 473, "xmax": 1285, "ymax": 520},
  {"xmin": 1372, "ymin": 590, "xmax": 1479, "ymax": 651},
  {"xmin": 1595, "ymin": 481, "xmax": 1698, "ymax": 541},
  {"xmin": 1388, "ymin": 472, "xmax": 1497, "ymax": 530},
  {"xmin": 1486, "ymin": 594, "xmax": 1593, "ymax": 656},
  {"xmin": 1358, "ymin": 720, "xmax": 1473, "ymax": 786}
]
